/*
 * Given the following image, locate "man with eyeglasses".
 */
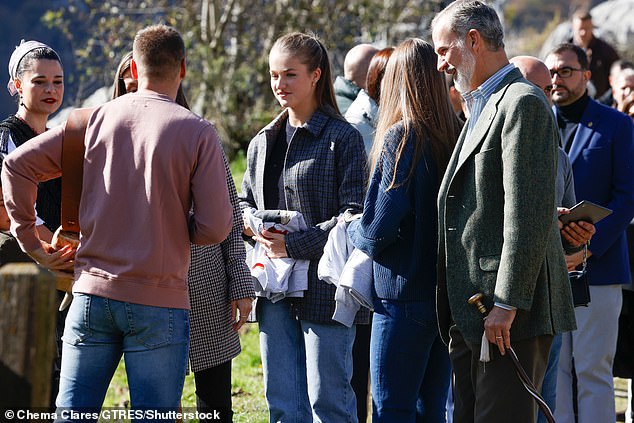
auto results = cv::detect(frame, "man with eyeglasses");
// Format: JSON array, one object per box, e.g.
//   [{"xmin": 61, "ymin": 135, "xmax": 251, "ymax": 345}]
[{"xmin": 545, "ymin": 42, "xmax": 634, "ymax": 423}]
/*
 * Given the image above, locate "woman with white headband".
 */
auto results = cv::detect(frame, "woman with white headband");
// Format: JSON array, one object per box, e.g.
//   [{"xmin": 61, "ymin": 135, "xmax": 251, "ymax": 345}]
[
  {"xmin": 0, "ymin": 40, "xmax": 65, "ymax": 409},
  {"xmin": 1, "ymin": 40, "xmax": 64, "ymax": 239}
]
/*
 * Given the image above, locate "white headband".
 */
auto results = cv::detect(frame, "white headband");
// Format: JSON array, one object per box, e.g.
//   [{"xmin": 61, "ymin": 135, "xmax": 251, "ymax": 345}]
[{"xmin": 7, "ymin": 40, "xmax": 55, "ymax": 96}]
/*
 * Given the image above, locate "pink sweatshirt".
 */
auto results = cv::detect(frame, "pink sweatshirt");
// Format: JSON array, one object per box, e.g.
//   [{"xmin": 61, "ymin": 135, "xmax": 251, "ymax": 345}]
[{"xmin": 1, "ymin": 91, "xmax": 232, "ymax": 309}]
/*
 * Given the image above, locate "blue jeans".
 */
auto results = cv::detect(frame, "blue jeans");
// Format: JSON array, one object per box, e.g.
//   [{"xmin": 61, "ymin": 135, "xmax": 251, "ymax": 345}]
[
  {"xmin": 258, "ymin": 298, "xmax": 357, "ymax": 423},
  {"xmin": 371, "ymin": 298, "xmax": 451, "ymax": 423},
  {"xmin": 538, "ymin": 333, "xmax": 562, "ymax": 423},
  {"xmin": 55, "ymin": 293, "xmax": 189, "ymax": 423}
]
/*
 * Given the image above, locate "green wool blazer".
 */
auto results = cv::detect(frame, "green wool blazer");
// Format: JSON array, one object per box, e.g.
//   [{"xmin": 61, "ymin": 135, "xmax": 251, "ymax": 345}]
[{"xmin": 437, "ymin": 68, "xmax": 577, "ymax": 345}]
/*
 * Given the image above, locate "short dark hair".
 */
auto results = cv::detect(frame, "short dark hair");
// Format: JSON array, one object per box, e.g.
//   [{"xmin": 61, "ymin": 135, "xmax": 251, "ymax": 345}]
[
  {"xmin": 133, "ymin": 25, "xmax": 185, "ymax": 80},
  {"xmin": 548, "ymin": 43, "xmax": 589, "ymax": 70},
  {"xmin": 610, "ymin": 60, "xmax": 634, "ymax": 77}
]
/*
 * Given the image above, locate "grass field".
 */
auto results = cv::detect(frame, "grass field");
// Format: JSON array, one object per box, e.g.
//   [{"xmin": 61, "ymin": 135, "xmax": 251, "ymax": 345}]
[{"xmin": 102, "ymin": 330, "xmax": 630, "ymax": 423}]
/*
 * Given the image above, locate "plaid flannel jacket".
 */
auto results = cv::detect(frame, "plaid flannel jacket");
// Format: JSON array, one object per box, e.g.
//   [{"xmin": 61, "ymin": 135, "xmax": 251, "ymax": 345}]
[{"xmin": 239, "ymin": 108, "xmax": 370, "ymax": 324}]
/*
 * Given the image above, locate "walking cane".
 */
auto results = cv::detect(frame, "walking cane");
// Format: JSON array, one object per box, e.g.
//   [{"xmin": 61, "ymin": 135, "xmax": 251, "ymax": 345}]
[{"xmin": 468, "ymin": 293, "xmax": 556, "ymax": 423}]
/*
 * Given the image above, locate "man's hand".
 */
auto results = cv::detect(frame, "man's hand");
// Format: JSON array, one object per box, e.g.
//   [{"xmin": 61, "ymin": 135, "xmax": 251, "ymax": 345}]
[
  {"xmin": 28, "ymin": 241, "xmax": 75, "ymax": 271},
  {"xmin": 561, "ymin": 221, "xmax": 595, "ymax": 248},
  {"xmin": 231, "ymin": 297, "xmax": 254, "ymax": 331},
  {"xmin": 484, "ymin": 306, "xmax": 517, "ymax": 355},
  {"xmin": 565, "ymin": 248, "xmax": 592, "ymax": 271},
  {"xmin": 253, "ymin": 229, "xmax": 288, "ymax": 258}
]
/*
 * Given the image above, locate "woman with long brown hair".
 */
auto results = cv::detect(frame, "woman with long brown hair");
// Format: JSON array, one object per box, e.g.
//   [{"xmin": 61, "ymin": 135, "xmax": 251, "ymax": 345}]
[{"xmin": 348, "ymin": 38, "xmax": 462, "ymax": 422}]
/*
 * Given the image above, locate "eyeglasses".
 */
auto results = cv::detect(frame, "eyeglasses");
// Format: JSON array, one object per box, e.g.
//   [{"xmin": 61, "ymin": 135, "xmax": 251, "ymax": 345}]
[{"xmin": 549, "ymin": 67, "xmax": 585, "ymax": 78}]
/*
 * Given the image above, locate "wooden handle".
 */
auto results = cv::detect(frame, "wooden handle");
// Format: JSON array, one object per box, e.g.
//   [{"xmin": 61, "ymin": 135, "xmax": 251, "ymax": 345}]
[{"xmin": 468, "ymin": 293, "xmax": 488, "ymax": 316}]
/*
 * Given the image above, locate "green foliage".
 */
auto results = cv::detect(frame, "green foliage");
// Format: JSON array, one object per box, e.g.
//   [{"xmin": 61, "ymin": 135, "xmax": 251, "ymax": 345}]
[
  {"xmin": 504, "ymin": 0, "xmax": 567, "ymax": 31},
  {"xmin": 230, "ymin": 149, "xmax": 247, "ymax": 190},
  {"xmin": 41, "ymin": 0, "xmax": 445, "ymax": 157}
]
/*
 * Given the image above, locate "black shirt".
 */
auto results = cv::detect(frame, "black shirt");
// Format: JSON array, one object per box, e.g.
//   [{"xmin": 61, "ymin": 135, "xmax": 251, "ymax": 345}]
[
  {"xmin": 557, "ymin": 93, "xmax": 590, "ymax": 153},
  {"xmin": 263, "ymin": 119, "xmax": 297, "ymax": 210}
]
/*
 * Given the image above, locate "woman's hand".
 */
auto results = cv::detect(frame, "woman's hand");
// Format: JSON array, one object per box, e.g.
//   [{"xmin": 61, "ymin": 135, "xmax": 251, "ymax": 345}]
[
  {"xmin": 231, "ymin": 297, "xmax": 254, "ymax": 331},
  {"xmin": 253, "ymin": 229, "xmax": 288, "ymax": 258},
  {"xmin": 28, "ymin": 240, "xmax": 75, "ymax": 271},
  {"xmin": 242, "ymin": 215, "xmax": 254, "ymax": 237}
]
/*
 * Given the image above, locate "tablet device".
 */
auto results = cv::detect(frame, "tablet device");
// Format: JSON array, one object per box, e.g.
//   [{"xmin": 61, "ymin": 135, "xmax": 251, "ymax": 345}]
[{"xmin": 559, "ymin": 200, "xmax": 612, "ymax": 225}]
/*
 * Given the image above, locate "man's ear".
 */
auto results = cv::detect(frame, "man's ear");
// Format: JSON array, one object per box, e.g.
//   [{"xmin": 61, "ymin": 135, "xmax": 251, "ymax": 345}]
[
  {"xmin": 131, "ymin": 59, "xmax": 139, "ymax": 79},
  {"xmin": 583, "ymin": 69, "xmax": 592, "ymax": 84},
  {"xmin": 467, "ymin": 29, "xmax": 481, "ymax": 52}
]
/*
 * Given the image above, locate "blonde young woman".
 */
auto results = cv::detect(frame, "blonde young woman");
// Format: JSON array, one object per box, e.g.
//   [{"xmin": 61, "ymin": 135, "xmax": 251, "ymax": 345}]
[
  {"xmin": 239, "ymin": 32, "xmax": 368, "ymax": 422},
  {"xmin": 348, "ymin": 38, "xmax": 462, "ymax": 422}
]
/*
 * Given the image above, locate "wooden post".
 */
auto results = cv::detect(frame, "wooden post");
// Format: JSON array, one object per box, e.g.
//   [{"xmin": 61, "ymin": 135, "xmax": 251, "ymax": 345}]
[{"xmin": 0, "ymin": 263, "xmax": 57, "ymax": 409}]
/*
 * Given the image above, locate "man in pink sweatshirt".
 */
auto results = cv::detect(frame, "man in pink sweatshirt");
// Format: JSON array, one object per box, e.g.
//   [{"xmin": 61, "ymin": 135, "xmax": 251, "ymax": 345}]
[{"xmin": 1, "ymin": 25, "xmax": 232, "ymax": 420}]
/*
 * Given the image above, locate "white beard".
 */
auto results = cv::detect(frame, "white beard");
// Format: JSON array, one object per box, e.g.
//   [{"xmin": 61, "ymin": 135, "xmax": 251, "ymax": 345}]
[{"xmin": 454, "ymin": 49, "xmax": 476, "ymax": 94}]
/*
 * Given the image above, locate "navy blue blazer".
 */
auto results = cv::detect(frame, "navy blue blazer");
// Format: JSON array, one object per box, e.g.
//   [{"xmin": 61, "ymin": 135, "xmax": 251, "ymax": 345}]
[{"xmin": 557, "ymin": 99, "xmax": 634, "ymax": 285}]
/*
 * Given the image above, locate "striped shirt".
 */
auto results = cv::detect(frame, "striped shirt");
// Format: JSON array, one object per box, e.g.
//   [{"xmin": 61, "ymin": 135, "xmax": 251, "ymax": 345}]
[{"xmin": 462, "ymin": 63, "xmax": 516, "ymax": 153}]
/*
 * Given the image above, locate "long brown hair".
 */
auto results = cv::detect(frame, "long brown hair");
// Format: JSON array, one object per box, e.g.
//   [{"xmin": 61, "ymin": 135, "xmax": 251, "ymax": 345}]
[
  {"xmin": 271, "ymin": 32, "xmax": 342, "ymax": 119},
  {"xmin": 112, "ymin": 51, "xmax": 133, "ymax": 99},
  {"xmin": 370, "ymin": 38, "xmax": 461, "ymax": 189}
]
